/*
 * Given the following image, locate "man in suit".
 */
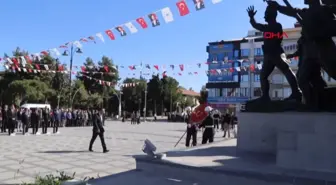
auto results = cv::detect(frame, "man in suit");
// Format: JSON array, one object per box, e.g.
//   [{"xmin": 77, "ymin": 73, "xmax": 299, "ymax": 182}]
[
  {"xmin": 7, "ymin": 105, "xmax": 17, "ymax": 136},
  {"xmin": 89, "ymin": 109, "xmax": 109, "ymax": 153},
  {"xmin": 22, "ymin": 108, "xmax": 29, "ymax": 135},
  {"xmin": 53, "ymin": 109, "xmax": 61, "ymax": 134},
  {"xmin": 149, "ymin": 14, "xmax": 160, "ymax": 27},
  {"xmin": 116, "ymin": 26, "xmax": 127, "ymax": 36},
  {"xmin": 42, "ymin": 107, "xmax": 49, "ymax": 134},
  {"xmin": 31, "ymin": 109, "xmax": 39, "ymax": 134},
  {"xmin": 1, "ymin": 105, "xmax": 8, "ymax": 133}
]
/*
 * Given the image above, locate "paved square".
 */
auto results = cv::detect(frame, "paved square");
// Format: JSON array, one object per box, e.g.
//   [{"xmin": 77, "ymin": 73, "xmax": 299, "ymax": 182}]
[{"xmin": 0, "ymin": 121, "xmax": 226, "ymax": 184}]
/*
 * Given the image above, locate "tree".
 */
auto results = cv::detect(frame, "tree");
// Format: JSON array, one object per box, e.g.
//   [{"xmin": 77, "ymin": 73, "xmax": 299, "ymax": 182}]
[
  {"xmin": 147, "ymin": 74, "xmax": 162, "ymax": 114},
  {"xmin": 121, "ymin": 78, "xmax": 146, "ymax": 112},
  {"xmin": 161, "ymin": 76, "xmax": 182, "ymax": 112}
]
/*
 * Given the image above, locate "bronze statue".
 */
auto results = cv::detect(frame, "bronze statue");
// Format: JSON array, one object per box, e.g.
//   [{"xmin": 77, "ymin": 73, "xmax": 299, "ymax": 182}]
[
  {"xmin": 246, "ymin": 5, "xmax": 302, "ymax": 102},
  {"xmin": 265, "ymin": 0, "xmax": 336, "ymax": 110}
]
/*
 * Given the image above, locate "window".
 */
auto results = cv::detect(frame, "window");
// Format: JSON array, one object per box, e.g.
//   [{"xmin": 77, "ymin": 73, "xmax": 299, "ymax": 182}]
[
  {"xmin": 254, "ymin": 74, "xmax": 260, "ymax": 82},
  {"xmin": 242, "ymin": 75, "xmax": 249, "ymax": 82},
  {"xmin": 254, "ymin": 48, "xmax": 263, "ymax": 56},
  {"xmin": 233, "ymin": 74, "xmax": 239, "ymax": 82},
  {"xmin": 241, "ymin": 49, "xmax": 250, "ymax": 57},
  {"xmin": 222, "ymin": 88, "xmax": 228, "ymax": 97},
  {"xmin": 284, "ymin": 88, "xmax": 291, "ymax": 97},
  {"xmin": 234, "ymin": 50, "xmax": 239, "ymax": 57}
]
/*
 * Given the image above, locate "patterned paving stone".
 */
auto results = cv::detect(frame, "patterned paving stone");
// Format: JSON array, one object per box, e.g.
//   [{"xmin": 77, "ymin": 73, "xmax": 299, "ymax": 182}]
[{"xmin": 0, "ymin": 121, "xmax": 226, "ymax": 184}]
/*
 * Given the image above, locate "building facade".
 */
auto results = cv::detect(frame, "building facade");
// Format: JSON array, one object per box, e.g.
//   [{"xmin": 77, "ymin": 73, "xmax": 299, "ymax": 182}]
[{"xmin": 206, "ymin": 23, "xmax": 336, "ymax": 112}]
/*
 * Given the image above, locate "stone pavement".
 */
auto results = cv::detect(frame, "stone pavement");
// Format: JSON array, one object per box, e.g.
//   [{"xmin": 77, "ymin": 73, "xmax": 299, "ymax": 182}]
[{"xmin": 0, "ymin": 121, "xmax": 226, "ymax": 184}]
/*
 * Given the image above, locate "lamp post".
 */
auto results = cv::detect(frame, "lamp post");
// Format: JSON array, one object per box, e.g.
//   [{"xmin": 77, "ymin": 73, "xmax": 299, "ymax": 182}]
[
  {"xmin": 144, "ymin": 83, "xmax": 147, "ymax": 122},
  {"xmin": 62, "ymin": 44, "xmax": 82, "ymax": 108}
]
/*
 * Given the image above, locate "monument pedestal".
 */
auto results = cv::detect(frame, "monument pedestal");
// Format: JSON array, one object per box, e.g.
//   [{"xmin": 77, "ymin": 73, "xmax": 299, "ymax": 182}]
[{"xmin": 237, "ymin": 112, "xmax": 336, "ymax": 173}]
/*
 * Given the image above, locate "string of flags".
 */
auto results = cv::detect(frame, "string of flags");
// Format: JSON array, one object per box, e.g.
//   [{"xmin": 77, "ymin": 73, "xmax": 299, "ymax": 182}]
[
  {"xmin": 81, "ymin": 74, "xmax": 140, "ymax": 87},
  {"xmin": 0, "ymin": 0, "xmax": 223, "ymax": 61}
]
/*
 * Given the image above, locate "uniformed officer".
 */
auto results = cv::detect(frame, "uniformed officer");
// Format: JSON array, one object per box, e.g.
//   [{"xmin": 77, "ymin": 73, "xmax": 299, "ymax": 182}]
[{"xmin": 199, "ymin": 106, "xmax": 215, "ymax": 144}]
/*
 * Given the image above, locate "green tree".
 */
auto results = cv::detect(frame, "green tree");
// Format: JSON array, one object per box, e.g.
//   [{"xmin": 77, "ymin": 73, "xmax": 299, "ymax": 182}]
[
  {"xmin": 161, "ymin": 76, "xmax": 182, "ymax": 112},
  {"xmin": 122, "ymin": 78, "xmax": 146, "ymax": 112},
  {"xmin": 147, "ymin": 74, "xmax": 162, "ymax": 114}
]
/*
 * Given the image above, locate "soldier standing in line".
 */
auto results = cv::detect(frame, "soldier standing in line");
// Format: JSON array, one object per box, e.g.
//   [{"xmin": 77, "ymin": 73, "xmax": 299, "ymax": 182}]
[
  {"xmin": 42, "ymin": 107, "xmax": 49, "ymax": 134},
  {"xmin": 2, "ymin": 105, "xmax": 8, "ymax": 133},
  {"xmin": 199, "ymin": 106, "xmax": 215, "ymax": 144},
  {"xmin": 31, "ymin": 109, "xmax": 39, "ymax": 135},
  {"xmin": 22, "ymin": 108, "xmax": 29, "ymax": 135},
  {"xmin": 7, "ymin": 105, "xmax": 17, "ymax": 136}
]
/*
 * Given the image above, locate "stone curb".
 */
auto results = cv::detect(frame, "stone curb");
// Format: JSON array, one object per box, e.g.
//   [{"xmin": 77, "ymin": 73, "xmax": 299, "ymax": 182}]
[
  {"xmin": 134, "ymin": 155, "xmax": 336, "ymax": 185},
  {"xmin": 61, "ymin": 179, "xmax": 87, "ymax": 185}
]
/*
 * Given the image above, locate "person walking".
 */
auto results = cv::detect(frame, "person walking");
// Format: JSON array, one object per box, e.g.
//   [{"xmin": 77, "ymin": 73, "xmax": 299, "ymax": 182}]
[
  {"xmin": 22, "ymin": 108, "xmax": 29, "ymax": 135},
  {"xmin": 8, "ymin": 105, "xmax": 17, "ymax": 136},
  {"xmin": 42, "ymin": 107, "xmax": 49, "ymax": 134},
  {"xmin": 222, "ymin": 110, "xmax": 232, "ymax": 138},
  {"xmin": 89, "ymin": 109, "xmax": 109, "ymax": 153},
  {"xmin": 31, "ymin": 109, "xmax": 39, "ymax": 135}
]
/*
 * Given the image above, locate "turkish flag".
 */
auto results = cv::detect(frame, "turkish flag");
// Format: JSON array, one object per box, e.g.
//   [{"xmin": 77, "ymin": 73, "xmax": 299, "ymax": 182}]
[
  {"xmin": 154, "ymin": 65, "xmax": 159, "ymax": 70},
  {"xmin": 104, "ymin": 65, "xmax": 109, "ymax": 72},
  {"xmin": 179, "ymin": 64, "xmax": 184, "ymax": 71},
  {"xmin": 176, "ymin": 1, "xmax": 190, "ymax": 16},
  {"xmin": 250, "ymin": 64, "xmax": 255, "ymax": 72},
  {"xmin": 191, "ymin": 103, "xmax": 208, "ymax": 123},
  {"xmin": 105, "ymin": 30, "xmax": 115, "ymax": 40},
  {"xmin": 136, "ymin": 18, "xmax": 148, "ymax": 29}
]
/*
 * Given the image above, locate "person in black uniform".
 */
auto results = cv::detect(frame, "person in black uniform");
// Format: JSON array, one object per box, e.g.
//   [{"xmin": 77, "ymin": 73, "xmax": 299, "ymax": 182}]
[
  {"xmin": 199, "ymin": 106, "xmax": 215, "ymax": 144},
  {"xmin": 247, "ymin": 5, "xmax": 302, "ymax": 102},
  {"xmin": 185, "ymin": 107, "xmax": 197, "ymax": 147},
  {"xmin": 22, "ymin": 108, "xmax": 29, "ymax": 135},
  {"xmin": 31, "ymin": 109, "xmax": 39, "ymax": 134},
  {"xmin": 212, "ymin": 109, "xmax": 220, "ymax": 131},
  {"xmin": 53, "ymin": 109, "xmax": 61, "ymax": 133},
  {"xmin": 7, "ymin": 105, "xmax": 17, "ymax": 135},
  {"xmin": 42, "ymin": 107, "xmax": 49, "ymax": 134},
  {"xmin": 1, "ymin": 105, "xmax": 8, "ymax": 133},
  {"xmin": 89, "ymin": 109, "xmax": 109, "ymax": 153}
]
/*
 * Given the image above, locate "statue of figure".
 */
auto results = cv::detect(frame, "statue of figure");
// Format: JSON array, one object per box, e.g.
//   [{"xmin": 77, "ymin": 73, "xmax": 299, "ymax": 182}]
[
  {"xmin": 267, "ymin": 0, "xmax": 336, "ymax": 109},
  {"xmin": 246, "ymin": 5, "xmax": 302, "ymax": 102},
  {"xmin": 287, "ymin": 34, "xmax": 327, "ymax": 108}
]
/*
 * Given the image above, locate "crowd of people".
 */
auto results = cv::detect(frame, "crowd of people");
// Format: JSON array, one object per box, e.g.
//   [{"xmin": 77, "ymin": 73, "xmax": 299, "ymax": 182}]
[{"xmin": 0, "ymin": 104, "xmax": 107, "ymax": 136}]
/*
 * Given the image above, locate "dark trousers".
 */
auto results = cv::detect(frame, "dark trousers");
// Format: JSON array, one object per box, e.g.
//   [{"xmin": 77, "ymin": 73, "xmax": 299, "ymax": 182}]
[
  {"xmin": 8, "ymin": 120, "xmax": 15, "ymax": 135},
  {"xmin": 261, "ymin": 54, "xmax": 300, "ymax": 98},
  {"xmin": 89, "ymin": 132, "xmax": 107, "ymax": 151},
  {"xmin": 186, "ymin": 127, "xmax": 197, "ymax": 147},
  {"xmin": 42, "ymin": 120, "xmax": 48, "ymax": 134},
  {"xmin": 202, "ymin": 128, "xmax": 214, "ymax": 144},
  {"xmin": 1, "ymin": 120, "xmax": 6, "ymax": 132},
  {"xmin": 53, "ymin": 120, "xmax": 59, "ymax": 133},
  {"xmin": 214, "ymin": 120, "xmax": 219, "ymax": 129},
  {"xmin": 32, "ymin": 122, "xmax": 38, "ymax": 134},
  {"xmin": 22, "ymin": 122, "xmax": 29, "ymax": 135}
]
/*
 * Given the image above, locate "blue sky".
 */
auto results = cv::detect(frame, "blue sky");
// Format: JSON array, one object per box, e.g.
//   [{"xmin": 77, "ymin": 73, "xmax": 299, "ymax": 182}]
[{"xmin": 0, "ymin": 0, "xmax": 304, "ymax": 91}]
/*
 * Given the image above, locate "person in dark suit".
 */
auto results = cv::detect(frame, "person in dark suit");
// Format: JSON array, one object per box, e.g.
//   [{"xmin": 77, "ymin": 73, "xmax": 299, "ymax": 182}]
[
  {"xmin": 148, "ymin": 13, "xmax": 160, "ymax": 27},
  {"xmin": 89, "ymin": 109, "xmax": 109, "ymax": 153},
  {"xmin": 193, "ymin": 0, "xmax": 205, "ymax": 10},
  {"xmin": 1, "ymin": 105, "xmax": 8, "ymax": 133},
  {"xmin": 22, "ymin": 108, "xmax": 29, "ymax": 135},
  {"xmin": 31, "ymin": 109, "xmax": 39, "ymax": 134},
  {"xmin": 53, "ymin": 109, "xmax": 61, "ymax": 133},
  {"xmin": 7, "ymin": 105, "xmax": 17, "ymax": 135},
  {"xmin": 42, "ymin": 107, "xmax": 49, "ymax": 134}
]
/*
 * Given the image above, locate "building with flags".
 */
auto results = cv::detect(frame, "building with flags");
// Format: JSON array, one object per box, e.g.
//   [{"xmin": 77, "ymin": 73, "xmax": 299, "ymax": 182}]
[{"xmin": 206, "ymin": 22, "xmax": 336, "ymax": 112}]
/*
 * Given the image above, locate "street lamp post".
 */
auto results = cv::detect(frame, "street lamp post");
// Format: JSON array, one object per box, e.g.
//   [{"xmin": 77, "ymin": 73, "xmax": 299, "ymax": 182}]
[
  {"xmin": 144, "ymin": 83, "xmax": 147, "ymax": 122},
  {"xmin": 62, "ymin": 43, "xmax": 82, "ymax": 108}
]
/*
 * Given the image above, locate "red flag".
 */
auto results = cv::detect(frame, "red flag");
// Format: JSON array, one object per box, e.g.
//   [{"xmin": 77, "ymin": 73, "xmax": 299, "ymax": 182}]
[
  {"xmin": 12, "ymin": 57, "xmax": 19, "ymax": 65},
  {"xmin": 154, "ymin": 65, "xmax": 159, "ymax": 70},
  {"xmin": 104, "ymin": 65, "xmax": 109, "ymax": 72},
  {"xmin": 162, "ymin": 71, "xmax": 167, "ymax": 77},
  {"xmin": 129, "ymin": 65, "xmax": 135, "ymax": 70},
  {"xmin": 41, "ymin": 51, "xmax": 49, "ymax": 56},
  {"xmin": 194, "ymin": 72, "xmax": 198, "ymax": 74},
  {"xmin": 88, "ymin": 36, "xmax": 96, "ymax": 43},
  {"xmin": 250, "ymin": 64, "xmax": 255, "ymax": 72},
  {"xmin": 105, "ymin": 30, "xmax": 115, "ymax": 40},
  {"xmin": 191, "ymin": 103, "xmax": 209, "ymax": 123},
  {"xmin": 80, "ymin": 38, "xmax": 88, "ymax": 42},
  {"xmin": 176, "ymin": 1, "xmax": 190, "ymax": 16},
  {"xmin": 229, "ymin": 68, "xmax": 234, "ymax": 72},
  {"xmin": 81, "ymin": 66, "xmax": 86, "ymax": 72},
  {"xmin": 58, "ymin": 65, "xmax": 64, "ymax": 71},
  {"xmin": 24, "ymin": 56, "xmax": 32, "ymax": 64},
  {"xmin": 35, "ymin": 64, "xmax": 40, "ymax": 70},
  {"xmin": 179, "ymin": 64, "xmax": 184, "ymax": 71},
  {"xmin": 136, "ymin": 18, "xmax": 148, "ymax": 28}
]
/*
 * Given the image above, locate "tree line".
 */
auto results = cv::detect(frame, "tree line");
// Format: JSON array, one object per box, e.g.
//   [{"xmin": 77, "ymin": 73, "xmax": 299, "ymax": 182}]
[{"xmin": 1, "ymin": 48, "xmax": 208, "ymax": 115}]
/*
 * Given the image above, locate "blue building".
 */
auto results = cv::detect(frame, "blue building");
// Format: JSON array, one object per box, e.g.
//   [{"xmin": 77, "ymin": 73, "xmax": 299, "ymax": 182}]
[{"xmin": 205, "ymin": 40, "xmax": 249, "ymax": 112}]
